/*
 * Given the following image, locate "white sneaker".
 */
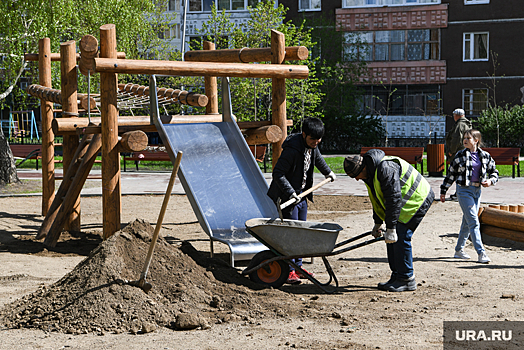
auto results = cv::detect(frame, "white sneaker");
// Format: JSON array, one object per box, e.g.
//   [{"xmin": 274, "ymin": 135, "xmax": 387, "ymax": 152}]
[
  {"xmin": 454, "ymin": 249, "xmax": 471, "ymax": 260},
  {"xmin": 478, "ymin": 251, "xmax": 491, "ymax": 264}
]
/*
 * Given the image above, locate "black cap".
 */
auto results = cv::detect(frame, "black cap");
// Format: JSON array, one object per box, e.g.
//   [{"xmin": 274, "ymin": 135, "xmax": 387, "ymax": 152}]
[{"xmin": 344, "ymin": 155, "xmax": 364, "ymax": 178}]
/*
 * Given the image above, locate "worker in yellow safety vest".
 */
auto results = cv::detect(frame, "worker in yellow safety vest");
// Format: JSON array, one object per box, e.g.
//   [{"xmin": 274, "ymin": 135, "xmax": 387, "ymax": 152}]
[{"xmin": 344, "ymin": 149, "xmax": 435, "ymax": 292}]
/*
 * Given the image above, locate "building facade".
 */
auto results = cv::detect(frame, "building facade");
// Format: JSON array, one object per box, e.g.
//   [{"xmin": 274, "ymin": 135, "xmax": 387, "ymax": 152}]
[{"xmin": 441, "ymin": 0, "xmax": 524, "ymax": 120}]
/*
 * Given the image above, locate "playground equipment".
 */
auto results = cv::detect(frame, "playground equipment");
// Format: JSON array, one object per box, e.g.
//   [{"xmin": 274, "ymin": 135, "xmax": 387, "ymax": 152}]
[
  {"xmin": 27, "ymin": 24, "xmax": 309, "ymax": 258},
  {"xmin": 8, "ymin": 110, "xmax": 39, "ymax": 141}
]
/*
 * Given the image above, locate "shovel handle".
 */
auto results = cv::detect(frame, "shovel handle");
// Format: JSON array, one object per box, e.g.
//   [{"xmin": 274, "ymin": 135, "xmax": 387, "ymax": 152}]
[
  {"xmin": 139, "ymin": 151, "xmax": 183, "ymax": 281},
  {"xmin": 280, "ymin": 177, "xmax": 332, "ymax": 210}
]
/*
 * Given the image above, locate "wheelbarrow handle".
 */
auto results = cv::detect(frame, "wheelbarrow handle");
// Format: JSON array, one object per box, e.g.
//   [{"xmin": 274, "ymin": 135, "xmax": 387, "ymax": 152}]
[{"xmin": 280, "ymin": 177, "xmax": 332, "ymax": 210}]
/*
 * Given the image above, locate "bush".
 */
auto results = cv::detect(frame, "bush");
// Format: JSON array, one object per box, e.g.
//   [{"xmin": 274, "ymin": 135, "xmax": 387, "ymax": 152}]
[{"xmin": 476, "ymin": 105, "xmax": 524, "ymax": 148}]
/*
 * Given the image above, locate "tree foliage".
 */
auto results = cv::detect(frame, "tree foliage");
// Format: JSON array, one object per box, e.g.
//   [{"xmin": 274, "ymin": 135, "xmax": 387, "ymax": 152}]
[
  {"xmin": 196, "ymin": 1, "xmax": 321, "ymax": 130},
  {"xmin": 476, "ymin": 104, "xmax": 524, "ymax": 148},
  {"xmin": 0, "ymin": 0, "xmax": 175, "ymax": 110}
]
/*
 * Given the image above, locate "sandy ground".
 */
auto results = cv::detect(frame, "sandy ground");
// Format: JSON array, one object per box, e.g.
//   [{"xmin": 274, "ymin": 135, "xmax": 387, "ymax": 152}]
[{"xmin": 1, "ymin": 192, "xmax": 523, "ymax": 350}]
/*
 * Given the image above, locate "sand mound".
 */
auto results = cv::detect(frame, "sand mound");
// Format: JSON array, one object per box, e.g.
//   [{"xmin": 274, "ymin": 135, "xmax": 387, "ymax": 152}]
[{"xmin": 0, "ymin": 219, "xmax": 291, "ymax": 335}]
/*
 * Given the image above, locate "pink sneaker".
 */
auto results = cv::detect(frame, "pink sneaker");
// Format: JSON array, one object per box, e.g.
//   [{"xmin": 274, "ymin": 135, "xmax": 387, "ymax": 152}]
[
  {"xmin": 296, "ymin": 268, "xmax": 315, "ymax": 279},
  {"xmin": 286, "ymin": 270, "xmax": 301, "ymax": 284}
]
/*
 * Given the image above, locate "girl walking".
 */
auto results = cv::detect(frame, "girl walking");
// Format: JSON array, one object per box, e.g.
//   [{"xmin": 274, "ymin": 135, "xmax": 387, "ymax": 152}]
[{"xmin": 440, "ymin": 129, "xmax": 499, "ymax": 263}]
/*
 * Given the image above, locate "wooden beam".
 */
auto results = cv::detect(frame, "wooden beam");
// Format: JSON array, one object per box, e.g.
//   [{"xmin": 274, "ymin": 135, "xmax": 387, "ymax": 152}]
[
  {"xmin": 116, "ymin": 84, "xmax": 208, "ymax": 107},
  {"xmin": 52, "ymin": 115, "xmax": 293, "ymax": 134},
  {"xmin": 93, "ymin": 58, "xmax": 309, "ymax": 79},
  {"xmin": 39, "ymin": 38, "xmax": 55, "ymax": 217},
  {"xmin": 100, "ymin": 23, "xmax": 121, "ymax": 239},
  {"xmin": 24, "ymin": 52, "xmax": 126, "ymax": 61},
  {"xmin": 117, "ymin": 130, "xmax": 148, "ymax": 153},
  {"xmin": 481, "ymin": 224, "xmax": 524, "ymax": 243},
  {"xmin": 479, "ymin": 207, "xmax": 524, "ymax": 232},
  {"xmin": 184, "ymin": 46, "xmax": 309, "ymax": 63}
]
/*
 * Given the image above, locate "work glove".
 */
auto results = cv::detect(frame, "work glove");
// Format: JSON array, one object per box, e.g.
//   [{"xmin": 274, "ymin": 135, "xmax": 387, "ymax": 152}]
[
  {"xmin": 384, "ymin": 228, "xmax": 398, "ymax": 244},
  {"xmin": 371, "ymin": 223, "xmax": 386, "ymax": 238},
  {"xmin": 291, "ymin": 192, "xmax": 301, "ymax": 204},
  {"xmin": 326, "ymin": 171, "xmax": 336, "ymax": 182}
]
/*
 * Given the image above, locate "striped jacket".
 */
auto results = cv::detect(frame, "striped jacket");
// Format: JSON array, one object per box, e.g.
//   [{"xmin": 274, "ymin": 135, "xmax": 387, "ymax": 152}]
[{"xmin": 440, "ymin": 147, "xmax": 499, "ymax": 195}]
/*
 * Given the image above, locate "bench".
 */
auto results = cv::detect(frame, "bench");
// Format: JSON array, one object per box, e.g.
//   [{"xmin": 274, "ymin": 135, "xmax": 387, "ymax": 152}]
[
  {"xmin": 123, "ymin": 149, "xmax": 171, "ymax": 171},
  {"xmin": 249, "ymin": 145, "xmax": 268, "ymax": 172},
  {"xmin": 360, "ymin": 147, "xmax": 425, "ymax": 174},
  {"xmin": 482, "ymin": 147, "xmax": 520, "ymax": 178},
  {"xmin": 10, "ymin": 144, "xmax": 42, "ymax": 170}
]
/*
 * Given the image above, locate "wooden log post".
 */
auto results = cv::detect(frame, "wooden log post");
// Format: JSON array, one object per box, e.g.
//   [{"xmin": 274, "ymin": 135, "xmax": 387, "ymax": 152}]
[
  {"xmin": 500, "ymin": 204, "xmax": 509, "ymax": 211},
  {"xmin": 271, "ymin": 29, "xmax": 287, "ymax": 168},
  {"xmin": 79, "ymin": 35, "xmax": 98, "ymax": 76},
  {"xmin": 488, "ymin": 204, "xmax": 501, "ymax": 209},
  {"xmin": 117, "ymin": 130, "xmax": 149, "ymax": 152},
  {"xmin": 519, "ymin": 205, "xmax": 524, "ymax": 213},
  {"xmin": 509, "ymin": 205, "xmax": 519, "ymax": 213},
  {"xmin": 243, "ymin": 125, "xmax": 282, "ymax": 146},
  {"xmin": 60, "ymin": 40, "xmax": 81, "ymax": 232},
  {"xmin": 203, "ymin": 41, "xmax": 219, "ymax": 114},
  {"xmin": 100, "ymin": 24, "xmax": 121, "ymax": 239},
  {"xmin": 481, "ymin": 224, "xmax": 524, "ymax": 243},
  {"xmin": 39, "ymin": 38, "xmax": 55, "ymax": 216},
  {"xmin": 479, "ymin": 207, "xmax": 524, "ymax": 232}
]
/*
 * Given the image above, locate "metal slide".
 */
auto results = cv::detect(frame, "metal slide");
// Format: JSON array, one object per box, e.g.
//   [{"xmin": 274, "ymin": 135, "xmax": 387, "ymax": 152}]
[{"xmin": 150, "ymin": 76, "xmax": 278, "ymax": 267}]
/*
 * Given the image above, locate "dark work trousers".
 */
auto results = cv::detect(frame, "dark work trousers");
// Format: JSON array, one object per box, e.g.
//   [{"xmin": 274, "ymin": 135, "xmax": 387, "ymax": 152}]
[{"xmin": 283, "ymin": 198, "xmax": 308, "ymax": 270}]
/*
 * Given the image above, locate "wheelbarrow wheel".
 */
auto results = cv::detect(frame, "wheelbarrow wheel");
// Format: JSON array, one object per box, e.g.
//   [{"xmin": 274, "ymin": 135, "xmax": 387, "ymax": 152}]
[{"xmin": 248, "ymin": 250, "xmax": 289, "ymax": 288}]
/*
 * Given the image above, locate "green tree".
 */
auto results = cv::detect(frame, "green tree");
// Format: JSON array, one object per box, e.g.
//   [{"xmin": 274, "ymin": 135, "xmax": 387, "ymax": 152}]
[
  {"xmin": 477, "ymin": 104, "xmax": 524, "ymax": 148},
  {"xmin": 0, "ymin": 0, "xmax": 175, "ymax": 185},
  {"xmin": 196, "ymin": 1, "xmax": 321, "ymax": 127}
]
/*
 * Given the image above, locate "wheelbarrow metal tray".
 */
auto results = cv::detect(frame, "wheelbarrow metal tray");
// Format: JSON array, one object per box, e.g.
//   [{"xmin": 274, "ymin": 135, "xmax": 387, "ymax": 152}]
[{"xmin": 246, "ymin": 218, "xmax": 343, "ymax": 256}]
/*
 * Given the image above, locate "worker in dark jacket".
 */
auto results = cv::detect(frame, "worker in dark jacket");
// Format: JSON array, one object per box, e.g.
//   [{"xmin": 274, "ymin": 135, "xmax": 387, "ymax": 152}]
[
  {"xmin": 267, "ymin": 117, "xmax": 335, "ymax": 284},
  {"xmin": 344, "ymin": 149, "xmax": 434, "ymax": 292},
  {"xmin": 445, "ymin": 108, "xmax": 472, "ymax": 200}
]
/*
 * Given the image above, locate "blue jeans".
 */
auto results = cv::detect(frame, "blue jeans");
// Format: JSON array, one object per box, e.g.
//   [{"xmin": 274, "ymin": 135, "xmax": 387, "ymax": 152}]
[
  {"xmin": 284, "ymin": 199, "xmax": 308, "ymax": 269},
  {"xmin": 386, "ymin": 223, "xmax": 414, "ymax": 280},
  {"xmin": 456, "ymin": 184, "xmax": 485, "ymax": 254}
]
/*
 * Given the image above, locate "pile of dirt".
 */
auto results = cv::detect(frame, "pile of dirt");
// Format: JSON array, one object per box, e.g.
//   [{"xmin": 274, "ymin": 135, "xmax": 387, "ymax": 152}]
[{"xmin": 0, "ymin": 219, "xmax": 297, "ymax": 335}]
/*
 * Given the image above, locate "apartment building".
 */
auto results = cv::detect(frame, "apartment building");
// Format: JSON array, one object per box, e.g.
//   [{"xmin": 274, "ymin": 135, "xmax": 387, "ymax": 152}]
[{"xmin": 442, "ymin": 0, "xmax": 524, "ymax": 118}]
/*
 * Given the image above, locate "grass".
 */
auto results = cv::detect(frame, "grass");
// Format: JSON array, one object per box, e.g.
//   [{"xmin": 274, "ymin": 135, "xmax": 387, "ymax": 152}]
[{"xmin": 16, "ymin": 154, "xmax": 520, "ymax": 178}]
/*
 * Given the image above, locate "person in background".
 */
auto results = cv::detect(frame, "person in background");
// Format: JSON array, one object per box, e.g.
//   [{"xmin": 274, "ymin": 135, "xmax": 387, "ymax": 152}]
[
  {"xmin": 440, "ymin": 129, "xmax": 499, "ymax": 264},
  {"xmin": 445, "ymin": 108, "xmax": 472, "ymax": 199},
  {"xmin": 267, "ymin": 117, "xmax": 336, "ymax": 285},
  {"xmin": 344, "ymin": 149, "xmax": 434, "ymax": 292}
]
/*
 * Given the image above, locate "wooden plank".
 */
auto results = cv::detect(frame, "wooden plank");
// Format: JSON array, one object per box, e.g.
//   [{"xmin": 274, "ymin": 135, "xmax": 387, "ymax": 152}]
[{"xmin": 479, "ymin": 206, "xmax": 524, "ymax": 233}]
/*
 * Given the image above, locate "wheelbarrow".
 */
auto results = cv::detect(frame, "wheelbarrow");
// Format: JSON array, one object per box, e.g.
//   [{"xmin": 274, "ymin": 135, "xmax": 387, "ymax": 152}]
[{"xmin": 242, "ymin": 218, "xmax": 384, "ymax": 293}]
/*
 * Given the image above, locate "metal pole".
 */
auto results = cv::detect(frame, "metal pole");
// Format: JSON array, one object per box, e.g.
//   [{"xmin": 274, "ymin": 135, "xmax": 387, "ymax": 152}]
[{"xmin": 180, "ymin": 0, "xmax": 188, "ymax": 59}]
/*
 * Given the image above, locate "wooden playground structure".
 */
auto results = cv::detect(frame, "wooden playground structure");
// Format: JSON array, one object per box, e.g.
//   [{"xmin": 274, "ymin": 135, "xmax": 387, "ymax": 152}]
[{"xmin": 26, "ymin": 24, "xmax": 309, "ymax": 246}]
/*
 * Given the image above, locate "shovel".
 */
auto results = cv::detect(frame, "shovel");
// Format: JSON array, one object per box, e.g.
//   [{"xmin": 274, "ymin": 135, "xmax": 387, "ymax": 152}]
[
  {"xmin": 129, "ymin": 151, "xmax": 183, "ymax": 293},
  {"xmin": 277, "ymin": 177, "xmax": 333, "ymax": 221}
]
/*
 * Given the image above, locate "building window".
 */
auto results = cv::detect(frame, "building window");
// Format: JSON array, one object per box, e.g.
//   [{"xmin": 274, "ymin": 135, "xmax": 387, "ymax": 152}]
[
  {"xmin": 464, "ymin": 0, "xmax": 489, "ymax": 4},
  {"xmin": 168, "ymin": 0, "xmax": 180, "ymax": 11},
  {"xmin": 189, "ymin": 0, "xmax": 259, "ymax": 12},
  {"xmin": 164, "ymin": 24, "xmax": 181, "ymax": 39},
  {"xmin": 463, "ymin": 32, "xmax": 488, "ymax": 61},
  {"xmin": 299, "ymin": 0, "xmax": 321, "ymax": 11},
  {"xmin": 343, "ymin": 0, "xmax": 440, "ymax": 8},
  {"xmin": 463, "ymin": 88, "xmax": 488, "ymax": 115},
  {"xmin": 344, "ymin": 29, "xmax": 439, "ymax": 62}
]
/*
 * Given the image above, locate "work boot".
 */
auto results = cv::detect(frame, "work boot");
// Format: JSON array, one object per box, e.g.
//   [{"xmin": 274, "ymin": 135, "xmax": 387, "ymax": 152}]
[
  {"xmin": 296, "ymin": 268, "xmax": 315, "ymax": 279},
  {"xmin": 387, "ymin": 277, "xmax": 416, "ymax": 292},
  {"xmin": 286, "ymin": 270, "xmax": 301, "ymax": 284},
  {"xmin": 377, "ymin": 274, "xmax": 397, "ymax": 291}
]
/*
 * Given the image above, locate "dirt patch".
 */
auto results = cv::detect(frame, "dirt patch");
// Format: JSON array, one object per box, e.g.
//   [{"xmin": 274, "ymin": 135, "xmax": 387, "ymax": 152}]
[
  {"xmin": 0, "ymin": 180, "xmax": 42, "ymax": 195},
  {"xmin": 0, "ymin": 219, "xmax": 305, "ymax": 335}
]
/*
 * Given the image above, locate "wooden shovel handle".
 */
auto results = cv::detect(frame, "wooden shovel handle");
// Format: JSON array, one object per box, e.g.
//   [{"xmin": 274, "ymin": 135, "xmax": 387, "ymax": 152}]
[
  {"xmin": 280, "ymin": 177, "xmax": 332, "ymax": 210},
  {"xmin": 139, "ymin": 151, "xmax": 183, "ymax": 281}
]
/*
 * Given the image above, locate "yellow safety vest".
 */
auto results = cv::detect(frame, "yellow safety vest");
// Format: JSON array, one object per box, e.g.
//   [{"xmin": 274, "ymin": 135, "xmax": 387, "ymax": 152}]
[{"xmin": 365, "ymin": 156, "xmax": 431, "ymax": 224}]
